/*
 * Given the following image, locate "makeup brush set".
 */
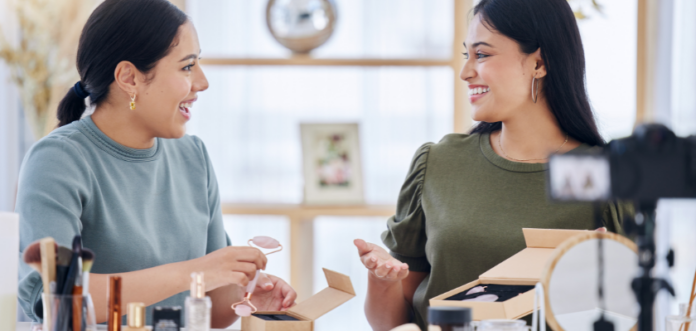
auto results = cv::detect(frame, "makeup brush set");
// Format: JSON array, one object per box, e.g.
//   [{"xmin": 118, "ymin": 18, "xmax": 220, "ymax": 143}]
[{"xmin": 23, "ymin": 236, "xmax": 95, "ymax": 331}]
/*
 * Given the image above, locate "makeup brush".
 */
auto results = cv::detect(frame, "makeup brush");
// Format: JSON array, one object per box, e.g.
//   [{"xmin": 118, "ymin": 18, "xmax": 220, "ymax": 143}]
[
  {"xmin": 56, "ymin": 246, "xmax": 72, "ymax": 265},
  {"xmin": 56, "ymin": 245, "xmax": 72, "ymax": 294},
  {"xmin": 39, "ymin": 238, "xmax": 57, "ymax": 331},
  {"xmin": 38, "ymin": 238, "xmax": 57, "ymax": 294},
  {"xmin": 23, "ymin": 240, "xmax": 61, "ymax": 325},
  {"xmin": 74, "ymin": 248, "xmax": 93, "ymax": 331},
  {"xmin": 62, "ymin": 236, "xmax": 83, "ymax": 295},
  {"xmin": 55, "ymin": 245, "xmax": 89, "ymax": 292},
  {"xmin": 54, "ymin": 236, "xmax": 81, "ymax": 331},
  {"xmin": 81, "ymin": 248, "xmax": 95, "ymax": 296},
  {"xmin": 22, "ymin": 240, "xmax": 58, "ymax": 274}
]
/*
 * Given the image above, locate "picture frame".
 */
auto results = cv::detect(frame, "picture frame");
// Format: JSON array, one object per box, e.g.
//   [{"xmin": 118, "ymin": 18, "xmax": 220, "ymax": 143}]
[{"xmin": 300, "ymin": 123, "xmax": 364, "ymax": 205}]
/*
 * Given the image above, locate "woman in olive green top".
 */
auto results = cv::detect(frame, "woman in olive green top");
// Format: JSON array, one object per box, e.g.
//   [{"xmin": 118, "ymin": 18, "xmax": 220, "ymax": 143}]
[{"xmin": 353, "ymin": 0, "xmax": 630, "ymax": 330}]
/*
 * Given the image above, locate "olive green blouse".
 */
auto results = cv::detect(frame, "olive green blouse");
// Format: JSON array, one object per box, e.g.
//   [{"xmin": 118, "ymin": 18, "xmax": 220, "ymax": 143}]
[{"xmin": 381, "ymin": 132, "xmax": 630, "ymax": 330}]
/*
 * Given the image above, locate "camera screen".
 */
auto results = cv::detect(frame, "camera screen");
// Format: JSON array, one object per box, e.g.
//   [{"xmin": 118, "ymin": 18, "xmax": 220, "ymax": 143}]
[{"xmin": 548, "ymin": 154, "xmax": 612, "ymax": 201}]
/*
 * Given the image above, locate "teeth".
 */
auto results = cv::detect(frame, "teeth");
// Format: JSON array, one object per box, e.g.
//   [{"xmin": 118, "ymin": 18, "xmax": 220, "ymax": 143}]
[
  {"xmin": 179, "ymin": 102, "xmax": 193, "ymax": 109},
  {"xmin": 468, "ymin": 87, "xmax": 490, "ymax": 96}
]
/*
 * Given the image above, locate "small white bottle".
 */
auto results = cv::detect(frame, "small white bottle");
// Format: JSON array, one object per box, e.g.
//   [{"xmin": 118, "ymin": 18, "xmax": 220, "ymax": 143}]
[{"xmin": 185, "ymin": 272, "xmax": 211, "ymax": 331}]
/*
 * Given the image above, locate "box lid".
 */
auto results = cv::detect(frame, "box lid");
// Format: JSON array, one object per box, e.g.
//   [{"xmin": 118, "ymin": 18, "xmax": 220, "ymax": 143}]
[
  {"xmin": 287, "ymin": 268, "xmax": 356, "ymax": 321},
  {"xmin": 479, "ymin": 228, "xmax": 588, "ymax": 285}
]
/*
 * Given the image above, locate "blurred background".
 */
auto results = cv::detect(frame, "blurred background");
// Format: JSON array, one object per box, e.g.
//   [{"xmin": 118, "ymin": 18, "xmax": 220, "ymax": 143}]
[{"xmin": 0, "ymin": 0, "xmax": 694, "ymax": 330}]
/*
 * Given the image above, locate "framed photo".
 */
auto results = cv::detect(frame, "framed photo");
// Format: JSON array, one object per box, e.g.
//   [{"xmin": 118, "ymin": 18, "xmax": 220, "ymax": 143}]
[{"xmin": 300, "ymin": 123, "xmax": 364, "ymax": 205}]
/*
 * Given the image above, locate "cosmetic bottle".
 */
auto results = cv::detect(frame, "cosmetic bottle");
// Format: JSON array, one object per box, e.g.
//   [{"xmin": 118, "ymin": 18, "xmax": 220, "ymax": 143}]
[
  {"xmin": 124, "ymin": 303, "xmax": 147, "ymax": 331},
  {"xmin": 153, "ymin": 306, "xmax": 181, "ymax": 331},
  {"xmin": 108, "ymin": 276, "xmax": 122, "ymax": 331},
  {"xmin": 185, "ymin": 272, "xmax": 211, "ymax": 331},
  {"xmin": 428, "ymin": 306, "xmax": 472, "ymax": 331}
]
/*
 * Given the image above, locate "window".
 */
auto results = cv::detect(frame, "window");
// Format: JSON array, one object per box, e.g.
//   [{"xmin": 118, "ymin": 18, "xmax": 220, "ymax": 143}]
[
  {"xmin": 186, "ymin": 1, "xmax": 455, "ymax": 329},
  {"xmin": 574, "ymin": 0, "xmax": 638, "ymax": 140}
]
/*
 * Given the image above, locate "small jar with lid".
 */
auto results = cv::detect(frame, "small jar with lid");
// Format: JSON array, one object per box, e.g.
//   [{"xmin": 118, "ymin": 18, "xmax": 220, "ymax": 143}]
[{"xmin": 428, "ymin": 306, "xmax": 473, "ymax": 331}]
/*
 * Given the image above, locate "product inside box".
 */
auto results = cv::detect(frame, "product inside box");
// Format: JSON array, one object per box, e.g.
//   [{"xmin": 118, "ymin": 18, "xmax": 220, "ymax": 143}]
[
  {"xmin": 242, "ymin": 268, "xmax": 356, "ymax": 330},
  {"xmin": 430, "ymin": 229, "xmax": 591, "ymax": 320},
  {"xmin": 444, "ymin": 284, "xmax": 534, "ymax": 302},
  {"xmin": 252, "ymin": 314, "xmax": 301, "ymax": 321}
]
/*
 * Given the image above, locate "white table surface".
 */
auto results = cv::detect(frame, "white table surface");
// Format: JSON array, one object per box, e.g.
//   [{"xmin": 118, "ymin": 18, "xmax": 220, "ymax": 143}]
[{"xmin": 15, "ymin": 322, "xmax": 240, "ymax": 331}]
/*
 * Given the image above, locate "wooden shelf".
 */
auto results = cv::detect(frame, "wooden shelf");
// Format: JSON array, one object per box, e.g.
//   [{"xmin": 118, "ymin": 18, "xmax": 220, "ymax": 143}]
[
  {"xmin": 221, "ymin": 203, "xmax": 395, "ymax": 220},
  {"xmin": 201, "ymin": 57, "xmax": 453, "ymax": 67}
]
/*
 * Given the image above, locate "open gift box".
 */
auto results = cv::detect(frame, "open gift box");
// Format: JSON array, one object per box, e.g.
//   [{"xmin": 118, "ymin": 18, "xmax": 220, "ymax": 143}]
[
  {"xmin": 430, "ymin": 228, "xmax": 589, "ymax": 321},
  {"xmin": 241, "ymin": 268, "xmax": 355, "ymax": 331}
]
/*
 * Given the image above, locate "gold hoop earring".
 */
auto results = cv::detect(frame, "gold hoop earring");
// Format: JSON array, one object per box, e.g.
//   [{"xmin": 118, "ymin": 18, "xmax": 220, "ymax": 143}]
[
  {"xmin": 130, "ymin": 94, "xmax": 136, "ymax": 110},
  {"xmin": 531, "ymin": 76, "xmax": 540, "ymax": 103}
]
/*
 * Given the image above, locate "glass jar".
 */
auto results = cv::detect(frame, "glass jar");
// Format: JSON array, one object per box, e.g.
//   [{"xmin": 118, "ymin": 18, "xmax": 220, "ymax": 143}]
[
  {"xmin": 37, "ymin": 293, "xmax": 97, "ymax": 331},
  {"xmin": 428, "ymin": 306, "xmax": 473, "ymax": 331},
  {"xmin": 666, "ymin": 303, "xmax": 696, "ymax": 331}
]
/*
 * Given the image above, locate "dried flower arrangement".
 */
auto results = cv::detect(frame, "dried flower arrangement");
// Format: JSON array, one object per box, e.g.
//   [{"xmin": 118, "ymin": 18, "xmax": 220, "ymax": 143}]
[
  {"xmin": 0, "ymin": 0, "xmax": 95, "ymax": 139},
  {"xmin": 568, "ymin": 0, "xmax": 604, "ymax": 20}
]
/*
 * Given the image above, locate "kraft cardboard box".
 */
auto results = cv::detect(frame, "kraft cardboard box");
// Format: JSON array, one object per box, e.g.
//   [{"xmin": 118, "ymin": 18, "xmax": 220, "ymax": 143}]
[
  {"xmin": 430, "ymin": 228, "xmax": 589, "ymax": 321},
  {"xmin": 241, "ymin": 268, "xmax": 355, "ymax": 331}
]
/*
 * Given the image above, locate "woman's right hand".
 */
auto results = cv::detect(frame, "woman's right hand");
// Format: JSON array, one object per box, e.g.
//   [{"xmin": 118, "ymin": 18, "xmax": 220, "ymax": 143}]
[
  {"xmin": 186, "ymin": 246, "xmax": 268, "ymax": 291},
  {"xmin": 354, "ymin": 239, "xmax": 409, "ymax": 283}
]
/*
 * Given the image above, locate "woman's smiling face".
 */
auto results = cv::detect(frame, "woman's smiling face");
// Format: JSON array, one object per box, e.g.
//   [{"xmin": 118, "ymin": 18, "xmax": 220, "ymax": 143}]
[
  {"xmin": 133, "ymin": 20, "xmax": 208, "ymax": 139},
  {"xmin": 460, "ymin": 14, "xmax": 545, "ymax": 123}
]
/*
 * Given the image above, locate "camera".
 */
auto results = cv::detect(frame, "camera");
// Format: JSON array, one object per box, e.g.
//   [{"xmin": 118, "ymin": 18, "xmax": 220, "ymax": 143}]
[
  {"xmin": 547, "ymin": 123, "xmax": 695, "ymax": 331},
  {"xmin": 548, "ymin": 123, "xmax": 696, "ymax": 202}
]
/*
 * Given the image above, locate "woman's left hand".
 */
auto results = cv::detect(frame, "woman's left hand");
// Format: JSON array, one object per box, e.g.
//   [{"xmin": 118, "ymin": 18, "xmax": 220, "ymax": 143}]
[{"xmin": 250, "ymin": 273, "xmax": 297, "ymax": 311}]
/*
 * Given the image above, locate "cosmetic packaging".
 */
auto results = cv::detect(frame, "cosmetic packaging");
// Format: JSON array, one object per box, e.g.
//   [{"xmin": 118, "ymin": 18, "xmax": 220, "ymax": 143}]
[
  {"xmin": 428, "ymin": 306, "xmax": 472, "ymax": 331},
  {"xmin": 0, "ymin": 213, "xmax": 19, "ymax": 331},
  {"xmin": 124, "ymin": 303, "xmax": 148, "ymax": 331},
  {"xmin": 185, "ymin": 273, "xmax": 211, "ymax": 331},
  {"xmin": 430, "ymin": 228, "xmax": 588, "ymax": 320},
  {"xmin": 108, "ymin": 276, "xmax": 122, "ymax": 331},
  {"xmin": 241, "ymin": 268, "xmax": 355, "ymax": 331},
  {"xmin": 154, "ymin": 306, "xmax": 181, "ymax": 331}
]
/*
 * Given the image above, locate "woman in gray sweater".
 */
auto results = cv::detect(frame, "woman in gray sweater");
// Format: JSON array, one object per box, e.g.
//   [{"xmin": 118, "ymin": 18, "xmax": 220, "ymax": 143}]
[{"xmin": 16, "ymin": 0, "xmax": 295, "ymax": 327}]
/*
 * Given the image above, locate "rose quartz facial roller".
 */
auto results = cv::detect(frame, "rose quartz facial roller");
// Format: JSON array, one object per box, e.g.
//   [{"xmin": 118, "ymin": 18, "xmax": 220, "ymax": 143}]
[
  {"xmin": 248, "ymin": 236, "xmax": 283, "ymax": 255},
  {"xmin": 466, "ymin": 285, "xmax": 487, "ymax": 295},
  {"xmin": 231, "ymin": 236, "xmax": 283, "ymax": 316},
  {"xmin": 462, "ymin": 294, "xmax": 499, "ymax": 302}
]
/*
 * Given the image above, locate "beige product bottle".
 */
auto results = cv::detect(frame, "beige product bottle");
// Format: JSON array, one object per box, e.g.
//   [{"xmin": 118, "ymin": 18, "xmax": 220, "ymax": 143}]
[
  {"xmin": 124, "ymin": 303, "xmax": 148, "ymax": 331},
  {"xmin": 186, "ymin": 272, "xmax": 212, "ymax": 331}
]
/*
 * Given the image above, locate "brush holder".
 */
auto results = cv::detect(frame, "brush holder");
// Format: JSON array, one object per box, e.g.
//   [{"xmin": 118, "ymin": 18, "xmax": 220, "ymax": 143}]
[
  {"xmin": 38, "ymin": 294, "xmax": 97, "ymax": 331},
  {"xmin": 666, "ymin": 303, "xmax": 696, "ymax": 331}
]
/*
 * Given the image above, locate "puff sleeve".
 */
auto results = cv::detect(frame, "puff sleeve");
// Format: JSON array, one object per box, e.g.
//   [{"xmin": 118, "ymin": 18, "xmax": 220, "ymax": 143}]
[
  {"xmin": 381, "ymin": 143, "xmax": 433, "ymax": 272},
  {"xmin": 602, "ymin": 200, "xmax": 634, "ymax": 236}
]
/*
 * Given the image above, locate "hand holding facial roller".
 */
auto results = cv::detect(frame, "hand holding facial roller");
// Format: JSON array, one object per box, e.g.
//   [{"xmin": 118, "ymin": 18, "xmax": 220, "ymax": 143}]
[{"xmin": 231, "ymin": 236, "xmax": 283, "ymax": 317}]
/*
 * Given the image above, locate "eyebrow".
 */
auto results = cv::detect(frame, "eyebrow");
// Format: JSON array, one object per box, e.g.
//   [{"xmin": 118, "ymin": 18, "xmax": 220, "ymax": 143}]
[
  {"xmin": 179, "ymin": 51, "xmax": 202, "ymax": 62},
  {"xmin": 463, "ymin": 42, "xmax": 494, "ymax": 49}
]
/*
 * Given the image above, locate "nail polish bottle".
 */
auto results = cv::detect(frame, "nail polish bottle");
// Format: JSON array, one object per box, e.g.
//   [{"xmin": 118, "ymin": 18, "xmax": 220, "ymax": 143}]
[
  {"xmin": 185, "ymin": 272, "xmax": 211, "ymax": 331},
  {"xmin": 124, "ymin": 303, "xmax": 147, "ymax": 331}
]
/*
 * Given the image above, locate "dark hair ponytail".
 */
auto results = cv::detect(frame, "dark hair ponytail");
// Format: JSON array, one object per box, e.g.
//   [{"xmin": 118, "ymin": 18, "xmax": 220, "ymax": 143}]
[
  {"xmin": 468, "ymin": 0, "xmax": 605, "ymax": 146},
  {"xmin": 57, "ymin": 0, "xmax": 187, "ymax": 127}
]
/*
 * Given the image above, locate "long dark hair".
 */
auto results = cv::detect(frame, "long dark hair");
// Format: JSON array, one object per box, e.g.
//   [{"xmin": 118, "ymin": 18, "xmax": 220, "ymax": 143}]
[
  {"xmin": 57, "ymin": 0, "xmax": 187, "ymax": 127},
  {"xmin": 469, "ymin": 0, "xmax": 604, "ymax": 146}
]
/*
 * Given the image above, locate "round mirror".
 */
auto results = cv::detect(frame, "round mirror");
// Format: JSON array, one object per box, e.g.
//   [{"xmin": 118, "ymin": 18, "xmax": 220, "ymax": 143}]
[
  {"xmin": 541, "ymin": 232, "xmax": 639, "ymax": 331},
  {"xmin": 266, "ymin": 0, "xmax": 337, "ymax": 53}
]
